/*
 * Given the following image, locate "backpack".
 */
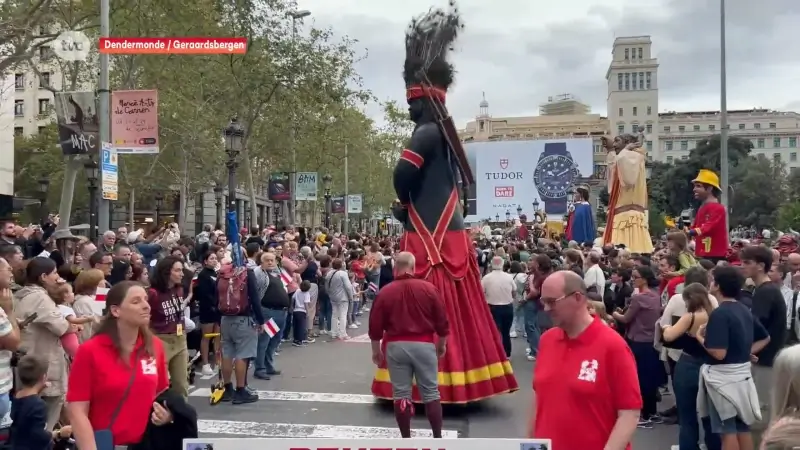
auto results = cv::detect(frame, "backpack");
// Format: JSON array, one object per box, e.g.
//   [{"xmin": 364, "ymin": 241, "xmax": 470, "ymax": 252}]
[{"xmin": 217, "ymin": 265, "xmax": 249, "ymax": 316}]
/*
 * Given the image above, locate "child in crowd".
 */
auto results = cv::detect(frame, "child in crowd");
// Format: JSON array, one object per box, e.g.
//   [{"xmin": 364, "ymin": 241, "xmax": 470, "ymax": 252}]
[
  {"xmin": 48, "ymin": 282, "xmax": 94, "ymax": 358},
  {"xmin": 588, "ymin": 294, "xmax": 614, "ymax": 328},
  {"xmin": 666, "ymin": 231, "xmax": 697, "ymax": 276},
  {"xmin": 292, "ymin": 281, "xmax": 313, "ymax": 347},
  {"xmin": 11, "ymin": 355, "xmax": 72, "ymax": 450}
]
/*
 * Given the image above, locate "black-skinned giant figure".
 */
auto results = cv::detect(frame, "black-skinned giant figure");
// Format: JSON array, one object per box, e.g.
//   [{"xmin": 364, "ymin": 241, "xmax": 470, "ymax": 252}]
[{"xmin": 371, "ymin": 1, "xmax": 518, "ymax": 404}]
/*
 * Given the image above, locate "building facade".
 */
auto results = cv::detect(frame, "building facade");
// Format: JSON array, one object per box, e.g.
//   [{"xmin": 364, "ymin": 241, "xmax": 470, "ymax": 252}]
[
  {"xmin": 1, "ymin": 74, "xmax": 15, "ymax": 196},
  {"xmin": 540, "ymin": 94, "xmax": 591, "ymax": 116}
]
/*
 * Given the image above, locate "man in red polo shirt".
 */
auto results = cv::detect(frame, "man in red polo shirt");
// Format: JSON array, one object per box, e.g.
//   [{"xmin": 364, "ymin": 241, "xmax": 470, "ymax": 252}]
[{"xmin": 530, "ymin": 270, "xmax": 641, "ymax": 450}]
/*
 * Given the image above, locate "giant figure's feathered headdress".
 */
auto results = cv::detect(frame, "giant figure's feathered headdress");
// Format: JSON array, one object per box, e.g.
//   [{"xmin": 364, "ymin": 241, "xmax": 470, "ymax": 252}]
[{"xmin": 403, "ymin": 0, "xmax": 464, "ymax": 103}]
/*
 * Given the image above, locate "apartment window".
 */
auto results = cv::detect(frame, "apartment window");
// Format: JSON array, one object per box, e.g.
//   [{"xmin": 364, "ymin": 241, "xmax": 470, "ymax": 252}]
[
  {"xmin": 617, "ymin": 73, "xmax": 623, "ymax": 90},
  {"xmin": 38, "ymin": 126, "xmax": 46, "ymax": 134},
  {"xmin": 792, "ymin": 152, "xmax": 798, "ymax": 162},
  {"xmin": 693, "ymin": 125, "xmax": 700, "ymax": 131},
  {"xmin": 678, "ymin": 125, "xmax": 685, "ymax": 132},
  {"xmin": 664, "ymin": 126, "xmax": 671, "ymax": 132},
  {"xmin": 618, "ymin": 107, "xmax": 623, "ymax": 117},
  {"xmin": 646, "ymin": 140, "xmax": 652, "ymax": 151},
  {"xmin": 738, "ymin": 123, "xmax": 745, "ymax": 130},
  {"xmin": 680, "ymin": 155, "xmax": 688, "ymax": 160},
  {"xmin": 624, "ymin": 48, "xmax": 629, "ymax": 60},
  {"xmin": 666, "ymin": 156, "xmax": 673, "ymax": 164},
  {"xmin": 754, "ymin": 123, "xmax": 761, "ymax": 129},
  {"xmin": 617, "ymin": 125, "xmax": 624, "ymax": 134},
  {"xmin": 666, "ymin": 141, "xmax": 673, "ymax": 151},
  {"xmin": 632, "ymin": 73, "xmax": 637, "ymax": 90},
  {"xmin": 13, "ymin": 100, "xmax": 23, "ymax": 116},
  {"xmin": 646, "ymin": 106, "xmax": 651, "ymax": 115},
  {"xmin": 639, "ymin": 75, "xmax": 644, "ymax": 89},
  {"xmin": 13, "ymin": 127, "xmax": 23, "ymax": 137},
  {"xmin": 774, "ymin": 137, "xmax": 781, "ymax": 148},
  {"xmin": 638, "ymin": 47, "xmax": 643, "ymax": 59},
  {"xmin": 38, "ymin": 45, "xmax": 51, "ymax": 59},
  {"xmin": 646, "ymin": 72, "xmax": 652, "ymax": 89},
  {"xmin": 680, "ymin": 140, "xmax": 688, "ymax": 151},
  {"xmin": 14, "ymin": 74, "xmax": 24, "ymax": 90},
  {"xmin": 39, "ymin": 72, "xmax": 50, "ymax": 89},
  {"xmin": 707, "ymin": 125, "xmax": 715, "ymax": 131},
  {"xmin": 38, "ymin": 99, "xmax": 49, "ymax": 115},
  {"xmin": 632, "ymin": 107, "xmax": 638, "ymax": 116},
  {"xmin": 757, "ymin": 138, "xmax": 765, "ymax": 148},
  {"xmin": 774, "ymin": 153, "xmax": 781, "ymax": 163},
  {"xmin": 790, "ymin": 137, "xmax": 797, "ymax": 148},
  {"xmin": 769, "ymin": 122, "xmax": 776, "ymax": 129},
  {"xmin": 646, "ymin": 124, "xmax": 652, "ymax": 133},
  {"xmin": 624, "ymin": 73, "xmax": 630, "ymax": 90}
]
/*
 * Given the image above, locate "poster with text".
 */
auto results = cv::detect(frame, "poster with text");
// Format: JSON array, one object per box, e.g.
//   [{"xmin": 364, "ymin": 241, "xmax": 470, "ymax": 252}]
[
  {"xmin": 111, "ymin": 90, "xmax": 159, "ymax": 154},
  {"xmin": 347, "ymin": 194, "xmax": 362, "ymax": 214},
  {"xmin": 331, "ymin": 196, "xmax": 345, "ymax": 214},
  {"xmin": 54, "ymin": 91, "xmax": 99, "ymax": 155},
  {"xmin": 294, "ymin": 172, "xmax": 318, "ymax": 201},
  {"xmin": 464, "ymin": 138, "xmax": 594, "ymax": 220}
]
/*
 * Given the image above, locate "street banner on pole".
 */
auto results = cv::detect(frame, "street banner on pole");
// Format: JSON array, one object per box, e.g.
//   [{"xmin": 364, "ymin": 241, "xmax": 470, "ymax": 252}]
[
  {"xmin": 54, "ymin": 91, "xmax": 99, "ymax": 155},
  {"xmin": 101, "ymin": 143, "xmax": 118, "ymax": 200},
  {"xmin": 268, "ymin": 172, "xmax": 291, "ymax": 201},
  {"xmin": 331, "ymin": 196, "xmax": 345, "ymax": 214},
  {"xmin": 110, "ymin": 90, "xmax": 159, "ymax": 154},
  {"xmin": 347, "ymin": 194, "xmax": 362, "ymax": 214},
  {"xmin": 294, "ymin": 172, "xmax": 318, "ymax": 201}
]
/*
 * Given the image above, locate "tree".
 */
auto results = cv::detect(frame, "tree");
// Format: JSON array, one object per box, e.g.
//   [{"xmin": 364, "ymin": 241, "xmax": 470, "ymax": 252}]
[
  {"xmin": 728, "ymin": 155, "xmax": 786, "ymax": 229},
  {"xmin": 777, "ymin": 201, "xmax": 800, "ymax": 231}
]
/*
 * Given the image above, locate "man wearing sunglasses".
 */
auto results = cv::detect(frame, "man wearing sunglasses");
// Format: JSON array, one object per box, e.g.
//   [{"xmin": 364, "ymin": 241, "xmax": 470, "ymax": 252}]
[{"xmin": 530, "ymin": 270, "xmax": 641, "ymax": 450}]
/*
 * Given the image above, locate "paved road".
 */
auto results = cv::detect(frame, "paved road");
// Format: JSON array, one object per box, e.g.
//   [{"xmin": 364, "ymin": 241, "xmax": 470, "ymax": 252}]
[{"xmin": 187, "ymin": 317, "xmax": 679, "ymax": 448}]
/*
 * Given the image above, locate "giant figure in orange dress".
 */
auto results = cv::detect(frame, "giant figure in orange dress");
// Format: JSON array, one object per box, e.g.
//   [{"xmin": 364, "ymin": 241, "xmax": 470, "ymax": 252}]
[{"xmin": 370, "ymin": 0, "xmax": 518, "ymax": 404}]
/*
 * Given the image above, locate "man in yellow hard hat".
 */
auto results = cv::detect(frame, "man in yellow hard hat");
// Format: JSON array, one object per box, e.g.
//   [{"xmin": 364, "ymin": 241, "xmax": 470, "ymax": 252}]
[{"xmin": 688, "ymin": 169, "xmax": 728, "ymax": 263}]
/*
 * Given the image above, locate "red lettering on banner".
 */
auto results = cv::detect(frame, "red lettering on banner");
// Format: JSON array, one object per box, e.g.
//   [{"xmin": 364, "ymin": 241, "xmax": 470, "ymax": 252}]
[{"xmin": 494, "ymin": 186, "xmax": 514, "ymax": 197}]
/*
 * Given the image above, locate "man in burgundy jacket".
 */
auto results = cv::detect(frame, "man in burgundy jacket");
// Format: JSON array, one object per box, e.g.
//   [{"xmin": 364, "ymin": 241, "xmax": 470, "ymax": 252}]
[{"xmin": 369, "ymin": 252, "xmax": 449, "ymax": 438}]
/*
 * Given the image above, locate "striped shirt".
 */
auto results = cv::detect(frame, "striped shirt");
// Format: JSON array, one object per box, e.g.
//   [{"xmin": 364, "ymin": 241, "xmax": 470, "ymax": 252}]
[{"xmin": 0, "ymin": 309, "xmax": 12, "ymax": 394}]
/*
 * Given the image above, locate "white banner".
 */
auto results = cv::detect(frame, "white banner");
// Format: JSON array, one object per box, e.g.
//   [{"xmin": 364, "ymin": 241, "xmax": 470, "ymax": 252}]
[
  {"xmin": 101, "ymin": 143, "xmax": 118, "ymax": 201},
  {"xmin": 347, "ymin": 194, "xmax": 362, "ymax": 214},
  {"xmin": 294, "ymin": 172, "xmax": 318, "ymax": 201},
  {"xmin": 184, "ymin": 438, "xmax": 552, "ymax": 450},
  {"xmin": 468, "ymin": 139, "xmax": 593, "ymax": 220}
]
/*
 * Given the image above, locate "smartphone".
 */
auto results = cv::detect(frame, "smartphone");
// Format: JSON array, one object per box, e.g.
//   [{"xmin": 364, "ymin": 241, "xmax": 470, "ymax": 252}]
[{"xmin": 19, "ymin": 312, "xmax": 38, "ymax": 329}]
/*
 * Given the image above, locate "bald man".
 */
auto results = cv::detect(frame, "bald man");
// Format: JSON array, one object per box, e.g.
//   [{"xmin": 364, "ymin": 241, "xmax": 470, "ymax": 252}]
[
  {"xmin": 785, "ymin": 253, "xmax": 800, "ymax": 288},
  {"xmin": 530, "ymin": 270, "xmax": 640, "ymax": 450}
]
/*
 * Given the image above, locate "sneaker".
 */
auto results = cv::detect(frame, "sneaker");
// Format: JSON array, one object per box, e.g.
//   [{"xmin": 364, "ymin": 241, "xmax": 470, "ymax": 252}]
[
  {"xmin": 220, "ymin": 384, "xmax": 235, "ymax": 402},
  {"xmin": 526, "ymin": 355, "xmax": 536, "ymax": 361},
  {"xmin": 355, "ymin": 321, "xmax": 362, "ymax": 326},
  {"xmin": 363, "ymin": 307, "xmax": 370, "ymax": 312},
  {"xmin": 232, "ymin": 388, "xmax": 259, "ymax": 404},
  {"xmin": 648, "ymin": 414, "xmax": 665, "ymax": 424},
  {"xmin": 637, "ymin": 418, "xmax": 653, "ymax": 429},
  {"xmin": 266, "ymin": 369, "xmax": 281, "ymax": 376},
  {"xmin": 201, "ymin": 364, "xmax": 215, "ymax": 377},
  {"xmin": 303, "ymin": 338, "xmax": 316, "ymax": 344},
  {"xmin": 281, "ymin": 338, "xmax": 291, "ymax": 343},
  {"xmin": 320, "ymin": 330, "xmax": 328, "ymax": 335},
  {"xmin": 659, "ymin": 386, "xmax": 672, "ymax": 396},
  {"xmin": 509, "ymin": 331, "xmax": 518, "ymax": 338},
  {"xmin": 349, "ymin": 324, "xmax": 358, "ymax": 329},
  {"xmin": 253, "ymin": 371, "xmax": 271, "ymax": 380},
  {"xmin": 338, "ymin": 336, "xmax": 351, "ymax": 341},
  {"xmin": 526, "ymin": 347, "xmax": 532, "ymax": 355}
]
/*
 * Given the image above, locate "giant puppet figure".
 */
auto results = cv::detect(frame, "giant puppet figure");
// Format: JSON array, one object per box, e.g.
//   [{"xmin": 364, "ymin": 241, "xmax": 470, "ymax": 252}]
[
  {"xmin": 601, "ymin": 131, "xmax": 654, "ymax": 253},
  {"xmin": 371, "ymin": 1, "xmax": 518, "ymax": 404},
  {"xmin": 565, "ymin": 184, "xmax": 596, "ymax": 244}
]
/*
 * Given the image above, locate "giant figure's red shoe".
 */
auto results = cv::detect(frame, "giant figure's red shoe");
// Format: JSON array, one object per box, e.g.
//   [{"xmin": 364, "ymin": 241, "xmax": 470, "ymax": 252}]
[{"xmin": 371, "ymin": 229, "xmax": 519, "ymax": 403}]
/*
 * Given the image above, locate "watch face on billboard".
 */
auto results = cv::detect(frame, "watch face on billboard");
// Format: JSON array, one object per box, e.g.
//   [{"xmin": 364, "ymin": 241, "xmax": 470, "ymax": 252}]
[{"xmin": 534, "ymin": 154, "xmax": 577, "ymax": 198}]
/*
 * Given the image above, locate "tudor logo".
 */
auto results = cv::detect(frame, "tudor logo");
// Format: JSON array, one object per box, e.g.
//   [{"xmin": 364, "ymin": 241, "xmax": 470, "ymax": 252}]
[{"xmin": 499, "ymin": 158, "xmax": 508, "ymax": 169}]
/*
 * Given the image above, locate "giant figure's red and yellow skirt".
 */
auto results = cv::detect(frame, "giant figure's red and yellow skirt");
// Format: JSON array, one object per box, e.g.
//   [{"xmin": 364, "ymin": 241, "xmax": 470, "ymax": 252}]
[{"xmin": 371, "ymin": 229, "xmax": 519, "ymax": 403}]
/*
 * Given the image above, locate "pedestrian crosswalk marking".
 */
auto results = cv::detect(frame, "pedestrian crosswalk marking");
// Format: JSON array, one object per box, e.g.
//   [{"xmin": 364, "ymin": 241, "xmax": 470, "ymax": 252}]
[
  {"xmin": 190, "ymin": 388, "xmax": 376, "ymax": 404},
  {"xmin": 198, "ymin": 419, "xmax": 459, "ymax": 438},
  {"xmin": 344, "ymin": 334, "xmax": 371, "ymax": 343}
]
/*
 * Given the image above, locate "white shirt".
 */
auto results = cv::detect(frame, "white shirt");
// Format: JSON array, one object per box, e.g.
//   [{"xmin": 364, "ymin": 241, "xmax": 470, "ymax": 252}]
[
  {"xmin": 293, "ymin": 290, "xmax": 311, "ymax": 313},
  {"xmin": 584, "ymin": 264, "xmax": 606, "ymax": 293},
  {"xmin": 780, "ymin": 284, "xmax": 795, "ymax": 329},
  {"xmin": 481, "ymin": 270, "xmax": 515, "ymax": 306},
  {"xmin": 58, "ymin": 304, "xmax": 76, "ymax": 319}
]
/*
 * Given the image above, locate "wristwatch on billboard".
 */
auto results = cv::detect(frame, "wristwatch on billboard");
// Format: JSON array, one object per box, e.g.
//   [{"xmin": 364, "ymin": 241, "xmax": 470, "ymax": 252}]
[{"xmin": 533, "ymin": 142, "xmax": 579, "ymax": 215}]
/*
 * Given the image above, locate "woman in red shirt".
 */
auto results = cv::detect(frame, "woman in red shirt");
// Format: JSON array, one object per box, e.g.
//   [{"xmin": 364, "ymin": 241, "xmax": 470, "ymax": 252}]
[{"xmin": 67, "ymin": 281, "xmax": 171, "ymax": 447}]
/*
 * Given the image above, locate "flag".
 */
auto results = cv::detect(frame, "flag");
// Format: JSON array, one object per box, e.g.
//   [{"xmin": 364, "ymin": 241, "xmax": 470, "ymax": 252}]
[
  {"xmin": 279, "ymin": 268, "xmax": 292, "ymax": 290},
  {"xmin": 263, "ymin": 318, "xmax": 280, "ymax": 337},
  {"xmin": 191, "ymin": 274, "xmax": 199, "ymax": 286},
  {"xmin": 95, "ymin": 287, "xmax": 109, "ymax": 306}
]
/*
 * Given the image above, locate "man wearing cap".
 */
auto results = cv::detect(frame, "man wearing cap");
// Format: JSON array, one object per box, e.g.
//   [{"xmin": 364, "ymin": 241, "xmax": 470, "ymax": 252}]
[{"xmin": 689, "ymin": 169, "xmax": 728, "ymax": 264}]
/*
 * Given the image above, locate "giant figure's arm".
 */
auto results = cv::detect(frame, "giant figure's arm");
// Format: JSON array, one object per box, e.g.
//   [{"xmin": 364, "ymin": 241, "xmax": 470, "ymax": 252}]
[
  {"xmin": 393, "ymin": 123, "xmax": 439, "ymax": 205},
  {"xmin": 615, "ymin": 148, "xmax": 645, "ymax": 188}
]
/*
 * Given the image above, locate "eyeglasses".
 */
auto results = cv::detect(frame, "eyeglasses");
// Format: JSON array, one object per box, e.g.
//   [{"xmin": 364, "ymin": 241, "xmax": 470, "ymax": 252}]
[{"xmin": 541, "ymin": 291, "xmax": 578, "ymax": 307}]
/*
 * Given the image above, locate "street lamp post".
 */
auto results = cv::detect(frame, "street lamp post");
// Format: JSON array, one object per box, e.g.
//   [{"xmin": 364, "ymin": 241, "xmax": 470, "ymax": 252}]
[
  {"xmin": 505, "ymin": 210, "xmax": 511, "ymax": 222},
  {"xmin": 213, "ymin": 183, "xmax": 224, "ymax": 228},
  {"xmin": 288, "ymin": 9, "xmax": 312, "ymax": 225},
  {"xmin": 37, "ymin": 178, "xmax": 49, "ymax": 224},
  {"xmin": 322, "ymin": 173, "xmax": 332, "ymax": 228},
  {"xmin": 516, "ymin": 205, "xmax": 523, "ymax": 218},
  {"xmin": 273, "ymin": 206, "xmax": 280, "ymax": 226},
  {"xmin": 532, "ymin": 199, "xmax": 540, "ymax": 212},
  {"xmin": 224, "ymin": 118, "xmax": 245, "ymax": 228},
  {"xmin": 154, "ymin": 193, "xmax": 163, "ymax": 226},
  {"xmin": 83, "ymin": 160, "xmax": 99, "ymax": 241},
  {"xmin": 495, "ymin": 213, "xmax": 500, "ymax": 222}
]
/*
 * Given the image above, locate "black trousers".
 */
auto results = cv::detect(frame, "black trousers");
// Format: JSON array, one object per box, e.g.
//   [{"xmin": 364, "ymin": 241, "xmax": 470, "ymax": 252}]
[
  {"xmin": 292, "ymin": 311, "xmax": 307, "ymax": 343},
  {"xmin": 489, "ymin": 304, "xmax": 514, "ymax": 357}
]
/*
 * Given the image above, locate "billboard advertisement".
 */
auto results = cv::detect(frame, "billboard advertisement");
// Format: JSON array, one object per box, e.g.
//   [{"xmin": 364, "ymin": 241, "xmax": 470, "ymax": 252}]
[{"xmin": 464, "ymin": 139, "xmax": 594, "ymax": 220}]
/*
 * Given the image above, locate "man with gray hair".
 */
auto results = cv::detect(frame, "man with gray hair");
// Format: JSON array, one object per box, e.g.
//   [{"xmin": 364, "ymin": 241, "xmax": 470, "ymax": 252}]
[
  {"xmin": 368, "ymin": 251, "xmax": 449, "ymax": 438},
  {"xmin": 481, "ymin": 256, "xmax": 515, "ymax": 357}
]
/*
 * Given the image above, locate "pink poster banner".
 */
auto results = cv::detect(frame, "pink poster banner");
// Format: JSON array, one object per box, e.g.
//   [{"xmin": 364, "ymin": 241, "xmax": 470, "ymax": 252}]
[{"xmin": 110, "ymin": 89, "xmax": 159, "ymax": 154}]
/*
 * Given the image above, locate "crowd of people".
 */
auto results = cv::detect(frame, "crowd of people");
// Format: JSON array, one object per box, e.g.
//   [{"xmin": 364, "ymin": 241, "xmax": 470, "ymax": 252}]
[{"xmin": 0, "ymin": 217, "xmax": 397, "ymax": 449}]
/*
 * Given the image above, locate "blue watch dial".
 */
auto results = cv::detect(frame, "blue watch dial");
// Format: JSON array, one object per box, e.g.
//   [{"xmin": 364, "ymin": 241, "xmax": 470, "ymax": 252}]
[{"xmin": 534, "ymin": 155, "xmax": 577, "ymax": 199}]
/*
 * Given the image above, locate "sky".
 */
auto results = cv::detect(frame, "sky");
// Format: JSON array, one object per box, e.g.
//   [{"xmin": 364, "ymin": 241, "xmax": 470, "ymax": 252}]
[{"xmin": 295, "ymin": 0, "xmax": 800, "ymax": 128}]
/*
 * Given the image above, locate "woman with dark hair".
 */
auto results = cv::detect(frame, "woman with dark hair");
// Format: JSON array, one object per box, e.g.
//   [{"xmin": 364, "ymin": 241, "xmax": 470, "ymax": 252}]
[
  {"xmin": 522, "ymin": 254, "xmax": 553, "ymax": 361},
  {"xmin": 195, "ymin": 250, "xmax": 220, "ymax": 377},
  {"xmin": 612, "ymin": 265, "xmax": 663, "ymax": 428},
  {"xmin": 107, "ymin": 258, "xmax": 132, "ymax": 286},
  {"xmin": 147, "ymin": 256, "xmax": 189, "ymax": 397},
  {"xmin": 13, "ymin": 257, "xmax": 75, "ymax": 430},
  {"xmin": 67, "ymin": 281, "xmax": 194, "ymax": 448}
]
